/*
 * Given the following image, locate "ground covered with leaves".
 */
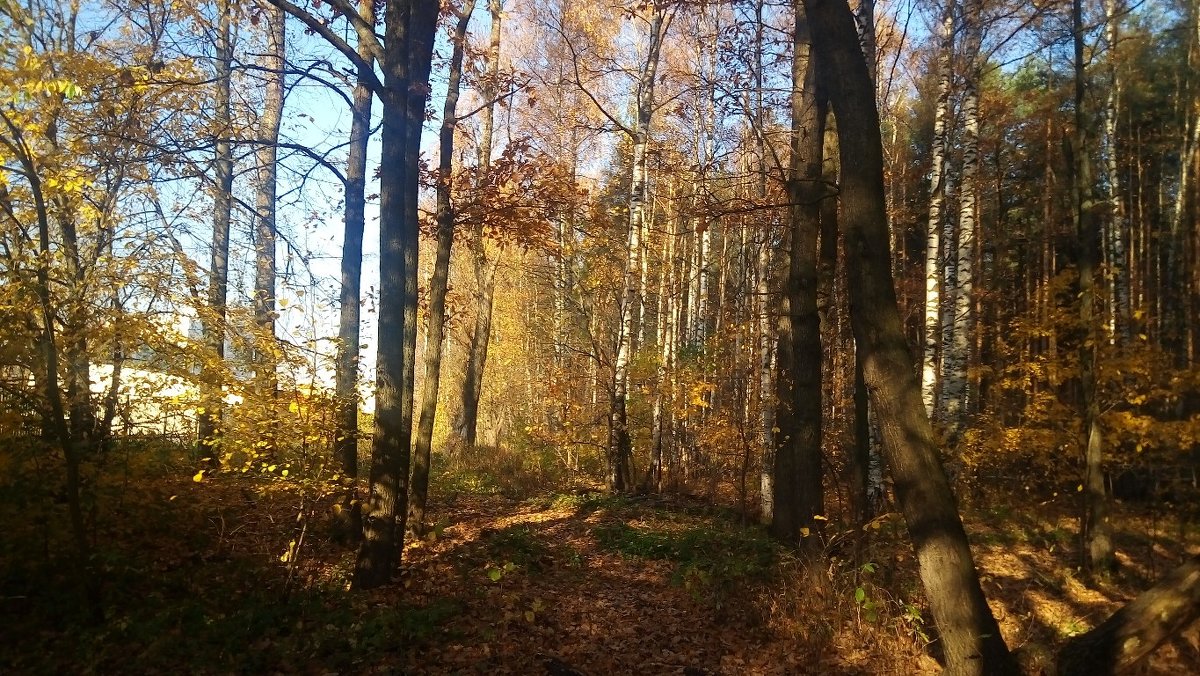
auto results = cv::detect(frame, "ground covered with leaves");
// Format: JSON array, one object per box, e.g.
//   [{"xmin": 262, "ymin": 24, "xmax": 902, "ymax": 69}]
[{"xmin": 3, "ymin": 463, "xmax": 1200, "ymax": 674}]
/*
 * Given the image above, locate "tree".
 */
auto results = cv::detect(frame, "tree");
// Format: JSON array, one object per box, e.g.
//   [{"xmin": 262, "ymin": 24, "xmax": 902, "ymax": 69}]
[
  {"xmin": 268, "ymin": 0, "xmax": 440, "ymax": 588},
  {"xmin": 455, "ymin": 0, "xmax": 504, "ymax": 449},
  {"xmin": 197, "ymin": 0, "xmax": 236, "ymax": 463},
  {"xmin": 1072, "ymin": 0, "xmax": 1114, "ymax": 574},
  {"xmin": 409, "ymin": 0, "xmax": 478, "ymax": 536},
  {"xmin": 333, "ymin": 0, "xmax": 376, "ymax": 537},
  {"xmin": 770, "ymin": 0, "xmax": 824, "ymax": 546},
  {"xmin": 252, "ymin": 1, "xmax": 286, "ymax": 450},
  {"xmin": 803, "ymin": 0, "xmax": 1017, "ymax": 671},
  {"xmin": 920, "ymin": 0, "xmax": 953, "ymax": 423}
]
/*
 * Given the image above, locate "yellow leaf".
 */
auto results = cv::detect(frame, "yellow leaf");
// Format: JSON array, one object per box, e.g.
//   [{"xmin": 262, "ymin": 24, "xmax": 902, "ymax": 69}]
[
  {"xmin": 281, "ymin": 469, "xmax": 289, "ymax": 477},
  {"xmin": 800, "ymin": 527, "xmax": 811, "ymax": 537},
  {"xmin": 192, "ymin": 470, "xmax": 205, "ymax": 482},
  {"xmin": 1076, "ymin": 484, "xmax": 1083, "ymax": 492}
]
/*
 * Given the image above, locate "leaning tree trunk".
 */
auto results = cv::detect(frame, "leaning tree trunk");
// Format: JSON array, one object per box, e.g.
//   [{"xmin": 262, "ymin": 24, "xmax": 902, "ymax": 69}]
[
  {"xmin": 408, "ymin": 0, "xmax": 476, "ymax": 536},
  {"xmin": 804, "ymin": 0, "xmax": 1017, "ymax": 672},
  {"xmin": 771, "ymin": 0, "xmax": 824, "ymax": 547},
  {"xmin": 1058, "ymin": 556, "xmax": 1200, "ymax": 675}
]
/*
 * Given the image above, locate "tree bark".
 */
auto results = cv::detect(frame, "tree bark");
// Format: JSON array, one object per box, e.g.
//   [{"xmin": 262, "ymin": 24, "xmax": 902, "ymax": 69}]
[
  {"xmin": 253, "ymin": 2, "xmax": 285, "ymax": 450},
  {"xmin": 408, "ymin": 0, "xmax": 476, "ymax": 536},
  {"xmin": 332, "ymin": 0, "xmax": 376, "ymax": 543},
  {"xmin": 921, "ymin": 1, "xmax": 953, "ymax": 423},
  {"xmin": 771, "ymin": 0, "xmax": 824, "ymax": 546},
  {"xmin": 609, "ymin": 0, "xmax": 671, "ymax": 492},
  {"xmin": 456, "ymin": 0, "xmax": 503, "ymax": 448},
  {"xmin": 1058, "ymin": 556, "xmax": 1200, "ymax": 675},
  {"xmin": 197, "ymin": 0, "xmax": 235, "ymax": 463},
  {"xmin": 1073, "ymin": 0, "xmax": 1114, "ymax": 574},
  {"xmin": 352, "ymin": 0, "xmax": 439, "ymax": 590},
  {"xmin": 803, "ymin": 0, "xmax": 1016, "ymax": 672},
  {"xmin": 942, "ymin": 0, "xmax": 981, "ymax": 440}
]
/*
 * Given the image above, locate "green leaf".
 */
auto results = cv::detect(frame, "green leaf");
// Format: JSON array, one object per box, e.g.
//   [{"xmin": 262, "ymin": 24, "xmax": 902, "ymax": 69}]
[
  {"xmin": 487, "ymin": 567, "xmax": 502, "ymax": 582},
  {"xmin": 854, "ymin": 587, "xmax": 866, "ymax": 603}
]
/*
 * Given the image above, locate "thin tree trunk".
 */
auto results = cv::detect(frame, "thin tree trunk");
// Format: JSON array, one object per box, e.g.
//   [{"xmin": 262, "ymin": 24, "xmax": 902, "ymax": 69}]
[
  {"xmin": 804, "ymin": 0, "xmax": 1017, "ymax": 671},
  {"xmin": 332, "ymin": 0, "xmax": 376, "ymax": 543},
  {"xmin": 609, "ymin": 0, "xmax": 670, "ymax": 492},
  {"xmin": 198, "ymin": 0, "xmax": 235, "ymax": 463},
  {"xmin": 1074, "ymin": 0, "xmax": 1114, "ymax": 573},
  {"xmin": 408, "ymin": 0, "xmax": 476, "ymax": 536},
  {"xmin": 456, "ymin": 0, "xmax": 503, "ymax": 448},
  {"xmin": 921, "ymin": 2, "xmax": 953, "ymax": 422},
  {"xmin": 253, "ymin": 3, "xmax": 285, "ymax": 450},
  {"xmin": 1105, "ymin": 0, "xmax": 1131, "ymax": 344},
  {"xmin": 942, "ymin": 0, "xmax": 980, "ymax": 440}
]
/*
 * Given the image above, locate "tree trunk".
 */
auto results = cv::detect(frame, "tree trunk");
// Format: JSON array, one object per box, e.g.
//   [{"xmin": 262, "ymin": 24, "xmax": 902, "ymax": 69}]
[
  {"xmin": 332, "ymin": 0, "xmax": 376, "ymax": 543},
  {"xmin": 1057, "ymin": 556, "xmax": 1200, "ymax": 675},
  {"xmin": 253, "ymin": 2, "xmax": 285, "ymax": 450},
  {"xmin": 609, "ymin": 0, "xmax": 670, "ymax": 492},
  {"xmin": 352, "ymin": 0, "xmax": 439, "ymax": 590},
  {"xmin": 921, "ymin": 1, "xmax": 953, "ymax": 423},
  {"xmin": 1073, "ymin": 0, "xmax": 1114, "ymax": 574},
  {"xmin": 804, "ymin": 0, "xmax": 1017, "ymax": 672},
  {"xmin": 456, "ymin": 0, "xmax": 503, "ymax": 449},
  {"xmin": 942, "ymin": 0, "xmax": 980, "ymax": 440},
  {"xmin": 771, "ymin": 0, "xmax": 824, "ymax": 546},
  {"xmin": 197, "ymin": 0, "xmax": 235, "ymax": 463},
  {"xmin": 408, "ymin": 0, "xmax": 476, "ymax": 536}
]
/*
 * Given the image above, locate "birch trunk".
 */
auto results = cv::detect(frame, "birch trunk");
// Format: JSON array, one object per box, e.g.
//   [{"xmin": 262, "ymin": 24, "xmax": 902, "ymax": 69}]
[
  {"xmin": 609, "ymin": 0, "xmax": 670, "ymax": 491},
  {"xmin": 921, "ymin": 2, "xmax": 953, "ymax": 422},
  {"xmin": 942, "ymin": 0, "xmax": 980, "ymax": 440}
]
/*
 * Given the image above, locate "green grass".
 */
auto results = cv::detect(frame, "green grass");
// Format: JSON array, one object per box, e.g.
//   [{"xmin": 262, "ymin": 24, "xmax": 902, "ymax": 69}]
[{"xmin": 592, "ymin": 521, "xmax": 779, "ymax": 598}]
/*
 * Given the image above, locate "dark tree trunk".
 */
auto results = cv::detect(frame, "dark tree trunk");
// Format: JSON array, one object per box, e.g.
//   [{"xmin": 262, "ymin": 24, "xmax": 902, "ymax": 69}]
[
  {"xmin": 333, "ymin": 0, "xmax": 376, "ymax": 544},
  {"xmin": 409, "ymin": 0, "xmax": 474, "ymax": 537},
  {"xmin": 802, "ymin": 0, "xmax": 1017, "ymax": 673},
  {"xmin": 352, "ymin": 0, "xmax": 439, "ymax": 590},
  {"xmin": 1058, "ymin": 556, "xmax": 1200, "ymax": 675},
  {"xmin": 771, "ymin": 0, "xmax": 824, "ymax": 546},
  {"xmin": 197, "ymin": 0, "xmax": 235, "ymax": 464}
]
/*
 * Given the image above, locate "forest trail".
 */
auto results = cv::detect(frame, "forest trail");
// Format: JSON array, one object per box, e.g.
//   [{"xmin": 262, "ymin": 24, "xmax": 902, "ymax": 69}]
[
  {"xmin": 6, "ymin": 471, "xmax": 1200, "ymax": 674},
  {"xmin": 393, "ymin": 492, "xmax": 842, "ymax": 675}
]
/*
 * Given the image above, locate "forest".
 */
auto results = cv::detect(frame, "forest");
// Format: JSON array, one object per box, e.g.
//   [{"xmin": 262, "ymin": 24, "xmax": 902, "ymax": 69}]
[{"xmin": 1, "ymin": 0, "xmax": 1199, "ymax": 672}]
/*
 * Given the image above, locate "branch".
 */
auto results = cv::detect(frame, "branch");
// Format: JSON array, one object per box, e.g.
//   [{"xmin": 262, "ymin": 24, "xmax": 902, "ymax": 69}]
[{"xmin": 262, "ymin": 0, "xmax": 384, "ymax": 92}]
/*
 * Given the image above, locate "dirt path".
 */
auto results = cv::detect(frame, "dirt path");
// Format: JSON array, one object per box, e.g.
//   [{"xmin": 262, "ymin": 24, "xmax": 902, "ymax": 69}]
[{"xmin": 392, "ymin": 494, "xmax": 837, "ymax": 675}]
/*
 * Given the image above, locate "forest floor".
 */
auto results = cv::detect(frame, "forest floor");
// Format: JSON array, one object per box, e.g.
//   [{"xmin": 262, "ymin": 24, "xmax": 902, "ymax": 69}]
[{"xmin": 4, "ymin": 462, "xmax": 1200, "ymax": 675}]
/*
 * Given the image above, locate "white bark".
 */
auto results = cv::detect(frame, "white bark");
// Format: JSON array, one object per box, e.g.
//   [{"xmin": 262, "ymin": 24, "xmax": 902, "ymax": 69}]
[{"xmin": 921, "ymin": 3, "xmax": 954, "ymax": 421}]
